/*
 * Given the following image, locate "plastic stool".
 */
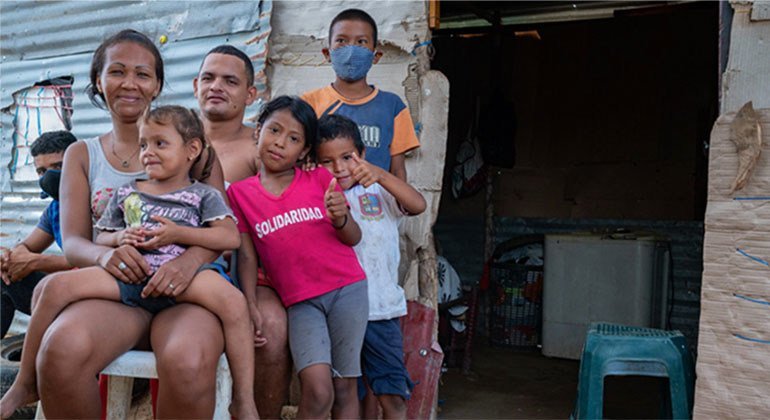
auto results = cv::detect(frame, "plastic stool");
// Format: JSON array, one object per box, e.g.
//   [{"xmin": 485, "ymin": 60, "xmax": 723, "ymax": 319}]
[
  {"xmin": 574, "ymin": 323, "xmax": 694, "ymax": 419},
  {"xmin": 35, "ymin": 350, "xmax": 232, "ymax": 419}
]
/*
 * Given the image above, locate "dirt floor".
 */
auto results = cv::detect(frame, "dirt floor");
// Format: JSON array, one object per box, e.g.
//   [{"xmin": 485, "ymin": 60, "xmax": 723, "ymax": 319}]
[
  {"xmin": 438, "ymin": 343, "xmax": 579, "ymax": 419},
  {"xmin": 438, "ymin": 340, "xmax": 668, "ymax": 419},
  {"xmin": 5, "ymin": 338, "xmax": 663, "ymax": 420}
]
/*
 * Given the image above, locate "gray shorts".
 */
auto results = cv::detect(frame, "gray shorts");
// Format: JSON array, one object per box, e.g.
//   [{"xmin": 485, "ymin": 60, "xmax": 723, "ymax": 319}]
[{"xmin": 288, "ymin": 280, "xmax": 368, "ymax": 378}]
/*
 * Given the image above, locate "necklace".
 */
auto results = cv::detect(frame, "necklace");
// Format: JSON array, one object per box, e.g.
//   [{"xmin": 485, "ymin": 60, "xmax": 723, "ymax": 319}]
[{"xmin": 110, "ymin": 134, "xmax": 140, "ymax": 168}]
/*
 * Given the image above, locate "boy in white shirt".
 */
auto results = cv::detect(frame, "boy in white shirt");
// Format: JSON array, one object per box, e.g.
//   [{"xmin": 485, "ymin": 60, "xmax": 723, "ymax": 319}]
[{"xmin": 315, "ymin": 114, "xmax": 426, "ymax": 419}]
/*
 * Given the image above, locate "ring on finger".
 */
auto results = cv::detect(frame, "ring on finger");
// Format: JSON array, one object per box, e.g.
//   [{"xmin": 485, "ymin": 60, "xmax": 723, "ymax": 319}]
[
  {"xmin": 118, "ymin": 261, "xmax": 128, "ymax": 271},
  {"xmin": 168, "ymin": 283, "xmax": 175, "ymax": 290}
]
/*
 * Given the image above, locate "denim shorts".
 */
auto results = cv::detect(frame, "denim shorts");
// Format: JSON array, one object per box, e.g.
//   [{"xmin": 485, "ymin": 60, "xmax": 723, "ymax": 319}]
[
  {"xmin": 288, "ymin": 280, "xmax": 368, "ymax": 377},
  {"xmin": 358, "ymin": 317, "xmax": 415, "ymax": 400},
  {"xmin": 117, "ymin": 262, "xmax": 230, "ymax": 314}
]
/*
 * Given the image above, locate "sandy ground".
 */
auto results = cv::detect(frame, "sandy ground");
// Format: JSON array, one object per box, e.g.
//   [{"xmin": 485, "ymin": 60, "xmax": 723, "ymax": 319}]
[
  {"xmin": 439, "ymin": 343, "xmax": 579, "ymax": 419},
  {"xmin": 8, "ymin": 337, "xmax": 663, "ymax": 419},
  {"xmin": 438, "ymin": 341, "xmax": 667, "ymax": 419}
]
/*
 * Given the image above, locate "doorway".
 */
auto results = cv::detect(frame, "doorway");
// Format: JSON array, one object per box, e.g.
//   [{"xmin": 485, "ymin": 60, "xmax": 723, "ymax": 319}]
[{"xmin": 431, "ymin": 2, "xmax": 718, "ymax": 417}]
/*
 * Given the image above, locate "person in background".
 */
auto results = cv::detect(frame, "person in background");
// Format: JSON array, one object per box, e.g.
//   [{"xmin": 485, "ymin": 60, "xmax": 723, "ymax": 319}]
[
  {"xmin": 315, "ymin": 114, "xmax": 426, "ymax": 419},
  {"xmin": 0, "ymin": 130, "xmax": 76, "ymax": 338},
  {"xmin": 302, "ymin": 8, "xmax": 420, "ymax": 182}
]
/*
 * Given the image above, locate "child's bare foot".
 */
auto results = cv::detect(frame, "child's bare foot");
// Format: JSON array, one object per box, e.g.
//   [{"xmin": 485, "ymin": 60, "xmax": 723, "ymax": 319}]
[
  {"xmin": 0, "ymin": 380, "xmax": 38, "ymax": 419},
  {"xmin": 229, "ymin": 395, "xmax": 259, "ymax": 420}
]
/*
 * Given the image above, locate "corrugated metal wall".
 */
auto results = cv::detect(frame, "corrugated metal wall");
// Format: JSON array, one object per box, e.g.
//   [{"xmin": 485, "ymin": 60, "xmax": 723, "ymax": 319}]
[{"xmin": 0, "ymin": 0, "xmax": 272, "ymax": 251}]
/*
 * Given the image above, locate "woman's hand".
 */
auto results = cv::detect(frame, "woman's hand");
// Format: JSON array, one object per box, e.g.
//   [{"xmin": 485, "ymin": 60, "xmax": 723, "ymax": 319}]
[
  {"xmin": 98, "ymin": 245, "xmax": 151, "ymax": 284},
  {"xmin": 140, "ymin": 255, "xmax": 196, "ymax": 298}
]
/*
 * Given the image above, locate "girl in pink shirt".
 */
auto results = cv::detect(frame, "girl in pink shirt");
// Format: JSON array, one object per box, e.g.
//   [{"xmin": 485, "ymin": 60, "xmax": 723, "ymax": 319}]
[{"xmin": 228, "ymin": 96, "xmax": 367, "ymax": 419}]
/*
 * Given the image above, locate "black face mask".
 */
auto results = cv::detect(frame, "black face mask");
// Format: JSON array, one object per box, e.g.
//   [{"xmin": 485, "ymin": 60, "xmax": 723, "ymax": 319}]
[{"xmin": 39, "ymin": 169, "xmax": 61, "ymax": 201}]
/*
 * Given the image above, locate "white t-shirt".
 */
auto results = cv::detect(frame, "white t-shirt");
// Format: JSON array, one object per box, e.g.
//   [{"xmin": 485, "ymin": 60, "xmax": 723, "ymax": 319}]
[{"xmin": 345, "ymin": 183, "xmax": 406, "ymax": 320}]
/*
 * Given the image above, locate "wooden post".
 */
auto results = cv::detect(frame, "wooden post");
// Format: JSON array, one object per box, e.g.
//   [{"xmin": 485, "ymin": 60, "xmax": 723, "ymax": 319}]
[
  {"xmin": 428, "ymin": 0, "xmax": 440, "ymax": 30},
  {"xmin": 401, "ymin": 68, "xmax": 449, "ymax": 420}
]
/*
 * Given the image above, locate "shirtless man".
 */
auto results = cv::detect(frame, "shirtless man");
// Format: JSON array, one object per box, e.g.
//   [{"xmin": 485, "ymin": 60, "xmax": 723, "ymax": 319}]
[
  {"xmin": 194, "ymin": 45, "xmax": 259, "ymax": 185},
  {"xmin": 194, "ymin": 45, "xmax": 291, "ymax": 419}
]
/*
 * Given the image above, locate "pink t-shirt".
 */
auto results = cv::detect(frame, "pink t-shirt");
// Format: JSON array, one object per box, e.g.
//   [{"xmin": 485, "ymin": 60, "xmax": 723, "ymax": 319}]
[{"xmin": 227, "ymin": 167, "xmax": 366, "ymax": 307}]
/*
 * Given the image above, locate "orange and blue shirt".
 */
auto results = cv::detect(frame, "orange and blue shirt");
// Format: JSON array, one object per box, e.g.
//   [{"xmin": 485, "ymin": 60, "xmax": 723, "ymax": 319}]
[{"xmin": 302, "ymin": 85, "xmax": 420, "ymax": 171}]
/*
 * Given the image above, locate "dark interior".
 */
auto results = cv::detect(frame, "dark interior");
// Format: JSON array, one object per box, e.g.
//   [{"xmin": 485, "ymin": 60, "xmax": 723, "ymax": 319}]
[{"xmin": 432, "ymin": 2, "xmax": 719, "ymax": 417}]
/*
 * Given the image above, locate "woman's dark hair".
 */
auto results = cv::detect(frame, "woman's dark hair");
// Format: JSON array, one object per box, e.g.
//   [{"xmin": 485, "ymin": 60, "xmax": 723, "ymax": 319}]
[
  {"xmin": 86, "ymin": 29, "xmax": 164, "ymax": 109},
  {"xmin": 142, "ymin": 106, "xmax": 215, "ymax": 181},
  {"xmin": 257, "ymin": 96, "xmax": 318, "ymax": 149},
  {"xmin": 318, "ymin": 114, "xmax": 365, "ymax": 154}
]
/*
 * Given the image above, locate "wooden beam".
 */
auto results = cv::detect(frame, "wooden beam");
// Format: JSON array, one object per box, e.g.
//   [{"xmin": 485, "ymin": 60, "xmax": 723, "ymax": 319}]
[{"xmin": 429, "ymin": 0, "xmax": 440, "ymax": 29}]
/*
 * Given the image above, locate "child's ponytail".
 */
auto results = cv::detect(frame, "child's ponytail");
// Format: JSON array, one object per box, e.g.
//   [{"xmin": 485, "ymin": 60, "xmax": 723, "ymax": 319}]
[{"xmin": 186, "ymin": 108, "xmax": 217, "ymax": 182}]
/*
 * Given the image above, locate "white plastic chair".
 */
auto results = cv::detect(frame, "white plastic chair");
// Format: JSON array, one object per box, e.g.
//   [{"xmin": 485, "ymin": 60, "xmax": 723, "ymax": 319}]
[{"xmin": 35, "ymin": 350, "xmax": 232, "ymax": 419}]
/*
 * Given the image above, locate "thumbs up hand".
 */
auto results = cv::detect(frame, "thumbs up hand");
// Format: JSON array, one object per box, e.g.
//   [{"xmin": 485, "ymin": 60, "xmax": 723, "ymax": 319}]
[
  {"xmin": 324, "ymin": 178, "xmax": 348, "ymax": 225},
  {"xmin": 351, "ymin": 152, "xmax": 382, "ymax": 188},
  {"xmin": 325, "ymin": 177, "xmax": 338, "ymax": 200}
]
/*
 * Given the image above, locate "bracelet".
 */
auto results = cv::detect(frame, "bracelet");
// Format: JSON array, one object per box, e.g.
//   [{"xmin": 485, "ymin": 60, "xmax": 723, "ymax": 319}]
[
  {"xmin": 96, "ymin": 248, "xmax": 110, "ymax": 266},
  {"xmin": 333, "ymin": 214, "xmax": 348, "ymax": 230}
]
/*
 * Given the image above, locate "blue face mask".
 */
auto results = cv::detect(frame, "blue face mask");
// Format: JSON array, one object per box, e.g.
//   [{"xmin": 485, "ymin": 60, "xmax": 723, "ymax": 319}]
[{"xmin": 330, "ymin": 45, "xmax": 375, "ymax": 82}]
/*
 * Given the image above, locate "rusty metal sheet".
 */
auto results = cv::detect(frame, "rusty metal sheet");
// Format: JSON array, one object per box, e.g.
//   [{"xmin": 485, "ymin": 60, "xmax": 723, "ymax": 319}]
[
  {"xmin": 1, "ymin": 1, "xmax": 272, "ymax": 250},
  {"xmin": 0, "ymin": 1, "xmax": 266, "ymax": 61},
  {"xmin": 402, "ymin": 300, "xmax": 444, "ymax": 420}
]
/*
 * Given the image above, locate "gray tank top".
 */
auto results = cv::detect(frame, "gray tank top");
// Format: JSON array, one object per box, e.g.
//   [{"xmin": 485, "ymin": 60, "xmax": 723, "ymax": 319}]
[
  {"xmin": 83, "ymin": 136, "xmax": 145, "ymax": 223},
  {"xmin": 83, "ymin": 137, "xmax": 226, "ymax": 265}
]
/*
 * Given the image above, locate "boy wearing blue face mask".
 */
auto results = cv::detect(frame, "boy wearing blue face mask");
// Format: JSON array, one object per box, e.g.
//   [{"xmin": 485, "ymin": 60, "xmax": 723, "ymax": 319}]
[
  {"xmin": 0, "ymin": 130, "xmax": 76, "ymax": 338},
  {"xmin": 302, "ymin": 8, "xmax": 420, "ymax": 182}
]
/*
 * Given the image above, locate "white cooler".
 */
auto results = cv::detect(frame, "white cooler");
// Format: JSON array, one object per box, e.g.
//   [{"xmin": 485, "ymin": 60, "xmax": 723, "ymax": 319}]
[{"xmin": 541, "ymin": 232, "xmax": 670, "ymax": 359}]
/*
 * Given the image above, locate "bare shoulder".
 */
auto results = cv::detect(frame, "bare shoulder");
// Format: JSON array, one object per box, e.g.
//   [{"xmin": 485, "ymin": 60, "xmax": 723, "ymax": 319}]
[
  {"xmin": 65, "ymin": 139, "xmax": 88, "ymax": 159},
  {"xmin": 234, "ymin": 125, "xmax": 259, "ymax": 180},
  {"xmin": 63, "ymin": 139, "xmax": 90, "ymax": 174},
  {"xmin": 211, "ymin": 125, "xmax": 259, "ymax": 183}
]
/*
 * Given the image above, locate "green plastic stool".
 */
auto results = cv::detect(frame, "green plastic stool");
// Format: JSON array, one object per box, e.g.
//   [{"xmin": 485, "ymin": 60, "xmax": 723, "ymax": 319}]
[{"xmin": 574, "ymin": 323, "xmax": 695, "ymax": 419}]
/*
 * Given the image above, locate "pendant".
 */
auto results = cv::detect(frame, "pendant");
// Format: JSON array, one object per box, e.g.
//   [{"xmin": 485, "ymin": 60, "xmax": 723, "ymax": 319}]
[{"xmin": 122, "ymin": 160, "xmax": 129, "ymax": 168}]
